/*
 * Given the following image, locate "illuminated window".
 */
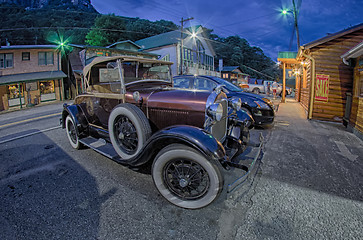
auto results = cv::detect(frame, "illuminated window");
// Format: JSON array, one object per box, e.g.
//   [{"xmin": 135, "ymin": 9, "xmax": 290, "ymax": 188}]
[
  {"xmin": 7, "ymin": 84, "xmax": 23, "ymax": 99},
  {"xmin": 40, "ymin": 80, "xmax": 55, "ymax": 94}
]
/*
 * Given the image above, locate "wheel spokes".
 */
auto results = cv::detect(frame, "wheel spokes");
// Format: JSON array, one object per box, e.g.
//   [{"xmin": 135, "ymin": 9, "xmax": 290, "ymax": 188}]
[{"xmin": 164, "ymin": 159, "xmax": 210, "ymax": 200}]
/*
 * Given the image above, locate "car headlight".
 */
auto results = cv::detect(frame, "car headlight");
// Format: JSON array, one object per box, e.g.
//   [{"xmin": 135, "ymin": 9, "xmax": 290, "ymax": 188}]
[
  {"xmin": 254, "ymin": 100, "xmax": 270, "ymax": 110},
  {"xmin": 207, "ymin": 103, "xmax": 223, "ymax": 121},
  {"xmin": 229, "ymin": 97, "xmax": 241, "ymax": 111},
  {"xmin": 262, "ymin": 98, "xmax": 273, "ymax": 108}
]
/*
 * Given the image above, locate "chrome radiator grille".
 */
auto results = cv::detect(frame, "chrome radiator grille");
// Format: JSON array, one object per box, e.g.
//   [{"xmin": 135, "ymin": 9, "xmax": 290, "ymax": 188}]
[{"xmin": 210, "ymin": 99, "xmax": 228, "ymax": 142}]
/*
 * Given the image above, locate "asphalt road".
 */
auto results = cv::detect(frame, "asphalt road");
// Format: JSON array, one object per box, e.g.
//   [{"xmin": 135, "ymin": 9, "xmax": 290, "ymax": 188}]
[{"xmin": 0, "ymin": 100, "xmax": 362, "ymax": 240}]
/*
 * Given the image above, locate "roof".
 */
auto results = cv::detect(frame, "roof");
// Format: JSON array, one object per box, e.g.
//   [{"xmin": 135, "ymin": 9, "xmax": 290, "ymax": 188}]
[
  {"xmin": 135, "ymin": 25, "xmax": 216, "ymax": 56},
  {"xmin": 83, "ymin": 56, "xmax": 173, "ymax": 78},
  {"xmin": 221, "ymin": 66, "xmax": 239, "ymax": 72},
  {"xmin": 304, "ymin": 23, "xmax": 363, "ymax": 49},
  {"xmin": 107, "ymin": 40, "xmax": 142, "ymax": 49},
  {"xmin": 135, "ymin": 31, "xmax": 182, "ymax": 50},
  {"xmin": 0, "ymin": 71, "xmax": 66, "ymax": 86},
  {"xmin": 277, "ymin": 51, "xmax": 297, "ymax": 59},
  {"xmin": 341, "ymin": 41, "xmax": 363, "ymax": 60},
  {"xmin": 0, "ymin": 45, "xmax": 59, "ymax": 50},
  {"xmin": 69, "ymin": 44, "xmax": 158, "ymax": 57}
]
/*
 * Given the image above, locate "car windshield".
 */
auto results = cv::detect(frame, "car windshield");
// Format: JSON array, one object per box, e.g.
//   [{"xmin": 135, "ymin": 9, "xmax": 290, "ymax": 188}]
[
  {"xmin": 207, "ymin": 76, "xmax": 242, "ymax": 92},
  {"xmin": 123, "ymin": 61, "xmax": 171, "ymax": 84}
]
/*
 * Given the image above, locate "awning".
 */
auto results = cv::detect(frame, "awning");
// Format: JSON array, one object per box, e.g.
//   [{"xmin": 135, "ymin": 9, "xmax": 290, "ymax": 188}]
[{"xmin": 0, "ymin": 71, "xmax": 67, "ymax": 86}]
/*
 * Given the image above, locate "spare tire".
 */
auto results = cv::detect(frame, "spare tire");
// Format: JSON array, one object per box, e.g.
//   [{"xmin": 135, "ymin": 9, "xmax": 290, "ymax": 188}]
[{"xmin": 108, "ymin": 103, "xmax": 151, "ymax": 160}]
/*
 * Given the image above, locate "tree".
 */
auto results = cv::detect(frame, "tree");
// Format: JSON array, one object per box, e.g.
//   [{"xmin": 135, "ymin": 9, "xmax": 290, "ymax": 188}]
[{"xmin": 85, "ymin": 14, "xmax": 128, "ymax": 46}]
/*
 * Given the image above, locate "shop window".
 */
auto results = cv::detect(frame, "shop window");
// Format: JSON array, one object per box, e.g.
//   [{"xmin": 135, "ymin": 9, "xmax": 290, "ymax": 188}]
[
  {"xmin": 0, "ymin": 53, "xmax": 13, "ymax": 68},
  {"xmin": 40, "ymin": 80, "xmax": 55, "ymax": 94},
  {"xmin": 38, "ymin": 52, "xmax": 54, "ymax": 65},
  {"xmin": 40, "ymin": 80, "xmax": 56, "ymax": 101},
  {"xmin": 7, "ymin": 84, "xmax": 23, "ymax": 99},
  {"xmin": 22, "ymin": 52, "xmax": 30, "ymax": 61}
]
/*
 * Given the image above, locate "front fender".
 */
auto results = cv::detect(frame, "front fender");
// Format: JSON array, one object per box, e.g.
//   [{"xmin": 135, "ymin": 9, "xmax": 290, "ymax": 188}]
[
  {"xmin": 229, "ymin": 108, "xmax": 254, "ymax": 128},
  {"xmin": 129, "ymin": 125, "xmax": 226, "ymax": 167}
]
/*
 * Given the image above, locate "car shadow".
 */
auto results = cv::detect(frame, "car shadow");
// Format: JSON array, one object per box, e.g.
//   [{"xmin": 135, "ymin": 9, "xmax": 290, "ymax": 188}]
[{"xmin": 0, "ymin": 132, "xmax": 116, "ymax": 239}]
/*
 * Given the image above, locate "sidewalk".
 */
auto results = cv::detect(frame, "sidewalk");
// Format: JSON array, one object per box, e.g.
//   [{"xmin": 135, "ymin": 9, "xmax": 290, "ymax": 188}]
[{"xmin": 233, "ymin": 98, "xmax": 363, "ymax": 239}]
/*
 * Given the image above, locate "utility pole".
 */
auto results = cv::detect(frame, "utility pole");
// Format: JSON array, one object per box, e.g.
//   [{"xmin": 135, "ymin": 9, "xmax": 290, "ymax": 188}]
[
  {"xmin": 292, "ymin": 0, "xmax": 300, "ymax": 49},
  {"xmin": 180, "ymin": 17, "xmax": 194, "ymax": 75}
]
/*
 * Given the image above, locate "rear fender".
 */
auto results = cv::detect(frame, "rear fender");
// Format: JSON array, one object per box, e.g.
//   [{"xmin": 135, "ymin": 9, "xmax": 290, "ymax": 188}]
[
  {"xmin": 130, "ymin": 125, "xmax": 227, "ymax": 167},
  {"xmin": 61, "ymin": 104, "xmax": 88, "ymax": 136}
]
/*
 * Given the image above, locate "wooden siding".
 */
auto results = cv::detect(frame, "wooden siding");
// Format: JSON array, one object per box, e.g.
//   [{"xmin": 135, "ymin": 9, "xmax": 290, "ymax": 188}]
[
  {"xmin": 300, "ymin": 88, "xmax": 309, "ymax": 111},
  {"xmin": 302, "ymin": 29, "xmax": 363, "ymax": 122},
  {"xmin": 350, "ymin": 96, "xmax": 363, "ymax": 133}
]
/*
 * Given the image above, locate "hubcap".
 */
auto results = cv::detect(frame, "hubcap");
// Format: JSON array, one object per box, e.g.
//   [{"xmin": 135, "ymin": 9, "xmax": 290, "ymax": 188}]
[
  {"xmin": 114, "ymin": 116, "xmax": 138, "ymax": 154},
  {"xmin": 163, "ymin": 159, "xmax": 210, "ymax": 200}
]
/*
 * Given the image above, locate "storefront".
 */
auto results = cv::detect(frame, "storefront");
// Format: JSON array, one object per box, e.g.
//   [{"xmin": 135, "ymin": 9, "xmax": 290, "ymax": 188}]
[{"xmin": 0, "ymin": 71, "xmax": 66, "ymax": 111}]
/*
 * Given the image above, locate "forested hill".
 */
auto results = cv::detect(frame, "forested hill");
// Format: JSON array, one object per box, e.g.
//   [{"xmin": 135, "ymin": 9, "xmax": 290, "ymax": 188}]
[
  {"xmin": 0, "ymin": 2, "xmax": 280, "ymax": 79},
  {"xmin": 0, "ymin": 0, "xmax": 96, "ymax": 12}
]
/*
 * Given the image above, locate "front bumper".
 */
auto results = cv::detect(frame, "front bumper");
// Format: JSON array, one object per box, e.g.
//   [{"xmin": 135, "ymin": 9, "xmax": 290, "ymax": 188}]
[
  {"xmin": 252, "ymin": 108, "xmax": 274, "ymax": 126},
  {"xmin": 223, "ymin": 133, "xmax": 264, "ymax": 193}
]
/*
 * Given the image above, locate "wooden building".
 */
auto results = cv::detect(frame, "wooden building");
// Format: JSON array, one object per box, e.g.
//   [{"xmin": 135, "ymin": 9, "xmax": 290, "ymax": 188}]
[
  {"xmin": 290, "ymin": 23, "xmax": 363, "ymax": 122},
  {"xmin": 220, "ymin": 66, "xmax": 249, "ymax": 85},
  {"xmin": 341, "ymin": 41, "xmax": 363, "ymax": 139}
]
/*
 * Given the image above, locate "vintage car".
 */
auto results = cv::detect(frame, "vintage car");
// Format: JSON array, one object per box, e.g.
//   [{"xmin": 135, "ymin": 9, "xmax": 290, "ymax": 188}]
[
  {"xmin": 61, "ymin": 56, "xmax": 261, "ymax": 209},
  {"xmin": 173, "ymin": 75, "xmax": 275, "ymax": 126}
]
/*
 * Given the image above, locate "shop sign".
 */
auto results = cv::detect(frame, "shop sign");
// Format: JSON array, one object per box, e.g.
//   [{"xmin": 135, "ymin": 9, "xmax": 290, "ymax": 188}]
[{"xmin": 315, "ymin": 74, "xmax": 329, "ymax": 102}]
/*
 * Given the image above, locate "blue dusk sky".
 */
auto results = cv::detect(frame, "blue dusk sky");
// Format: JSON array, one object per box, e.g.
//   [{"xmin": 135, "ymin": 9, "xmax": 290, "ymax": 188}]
[{"xmin": 92, "ymin": 0, "xmax": 363, "ymax": 60}]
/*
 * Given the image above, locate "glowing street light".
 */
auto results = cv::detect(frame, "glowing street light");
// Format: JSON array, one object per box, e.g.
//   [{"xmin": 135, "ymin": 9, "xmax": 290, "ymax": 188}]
[{"xmin": 282, "ymin": 9, "xmax": 289, "ymax": 15}]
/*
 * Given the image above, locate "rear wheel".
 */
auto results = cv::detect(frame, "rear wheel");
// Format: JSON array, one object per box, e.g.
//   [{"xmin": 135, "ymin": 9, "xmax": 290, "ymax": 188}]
[
  {"xmin": 152, "ymin": 144, "xmax": 223, "ymax": 209},
  {"xmin": 65, "ymin": 115, "xmax": 81, "ymax": 149},
  {"xmin": 252, "ymin": 88, "xmax": 260, "ymax": 94}
]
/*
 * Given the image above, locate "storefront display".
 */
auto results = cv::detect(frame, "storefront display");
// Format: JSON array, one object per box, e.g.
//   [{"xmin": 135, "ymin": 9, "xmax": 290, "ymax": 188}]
[
  {"xmin": 40, "ymin": 80, "xmax": 56, "ymax": 101},
  {"xmin": 7, "ymin": 84, "xmax": 25, "ymax": 107}
]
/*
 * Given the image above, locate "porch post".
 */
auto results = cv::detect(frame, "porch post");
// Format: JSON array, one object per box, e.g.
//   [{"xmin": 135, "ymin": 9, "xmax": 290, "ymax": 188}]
[{"xmin": 282, "ymin": 62, "xmax": 286, "ymax": 103}]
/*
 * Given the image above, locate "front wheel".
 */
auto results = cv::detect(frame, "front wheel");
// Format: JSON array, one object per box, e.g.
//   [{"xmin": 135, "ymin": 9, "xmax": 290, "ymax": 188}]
[{"xmin": 152, "ymin": 144, "xmax": 223, "ymax": 209}]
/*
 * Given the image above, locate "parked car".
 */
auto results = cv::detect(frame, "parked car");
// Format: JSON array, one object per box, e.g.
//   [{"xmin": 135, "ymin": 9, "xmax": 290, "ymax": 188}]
[
  {"xmin": 248, "ymin": 80, "xmax": 292, "ymax": 96},
  {"xmin": 61, "ymin": 56, "xmax": 262, "ymax": 209},
  {"xmin": 173, "ymin": 75, "xmax": 275, "ymax": 126}
]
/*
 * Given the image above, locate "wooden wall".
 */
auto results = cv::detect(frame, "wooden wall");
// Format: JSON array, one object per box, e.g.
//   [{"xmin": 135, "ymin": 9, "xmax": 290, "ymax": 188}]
[
  {"xmin": 350, "ymin": 96, "xmax": 363, "ymax": 133},
  {"xmin": 303, "ymin": 29, "xmax": 363, "ymax": 122}
]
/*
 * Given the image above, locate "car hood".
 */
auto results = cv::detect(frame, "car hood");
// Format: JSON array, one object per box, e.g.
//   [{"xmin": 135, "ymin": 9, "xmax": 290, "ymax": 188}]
[{"xmin": 227, "ymin": 91, "xmax": 264, "ymax": 101}]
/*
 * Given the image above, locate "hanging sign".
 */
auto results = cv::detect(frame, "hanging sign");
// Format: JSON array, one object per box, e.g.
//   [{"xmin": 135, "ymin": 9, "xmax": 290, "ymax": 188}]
[{"xmin": 315, "ymin": 74, "xmax": 329, "ymax": 102}]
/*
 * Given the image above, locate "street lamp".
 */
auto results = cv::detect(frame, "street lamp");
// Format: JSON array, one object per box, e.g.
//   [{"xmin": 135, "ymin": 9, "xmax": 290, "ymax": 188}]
[{"xmin": 180, "ymin": 17, "xmax": 194, "ymax": 75}]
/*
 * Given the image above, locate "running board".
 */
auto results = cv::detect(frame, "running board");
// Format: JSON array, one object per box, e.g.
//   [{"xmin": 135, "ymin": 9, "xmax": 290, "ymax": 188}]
[{"xmin": 79, "ymin": 137, "xmax": 122, "ymax": 162}]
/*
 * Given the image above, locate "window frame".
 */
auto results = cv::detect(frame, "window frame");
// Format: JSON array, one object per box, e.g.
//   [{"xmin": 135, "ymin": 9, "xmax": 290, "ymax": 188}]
[
  {"xmin": 38, "ymin": 51, "xmax": 54, "ymax": 66},
  {"xmin": 22, "ymin": 52, "xmax": 30, "ymax": 61},
  {"xmin": 0, "ymin": 53, "xmax": 14, "ymax": 69}
]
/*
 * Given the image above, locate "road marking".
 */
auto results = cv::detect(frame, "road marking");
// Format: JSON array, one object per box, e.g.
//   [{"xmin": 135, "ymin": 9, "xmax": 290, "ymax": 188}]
[
  {"xmin": 0, "ymin": 112, "xmax": 61, "ymax": 128},
  {"xmin": 334, "ymin": 140, "xmax": 358, "ymax": 162},
  {"xmin": 0, "ymin": 126, "xmax": 61, "ymax": 145}
]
